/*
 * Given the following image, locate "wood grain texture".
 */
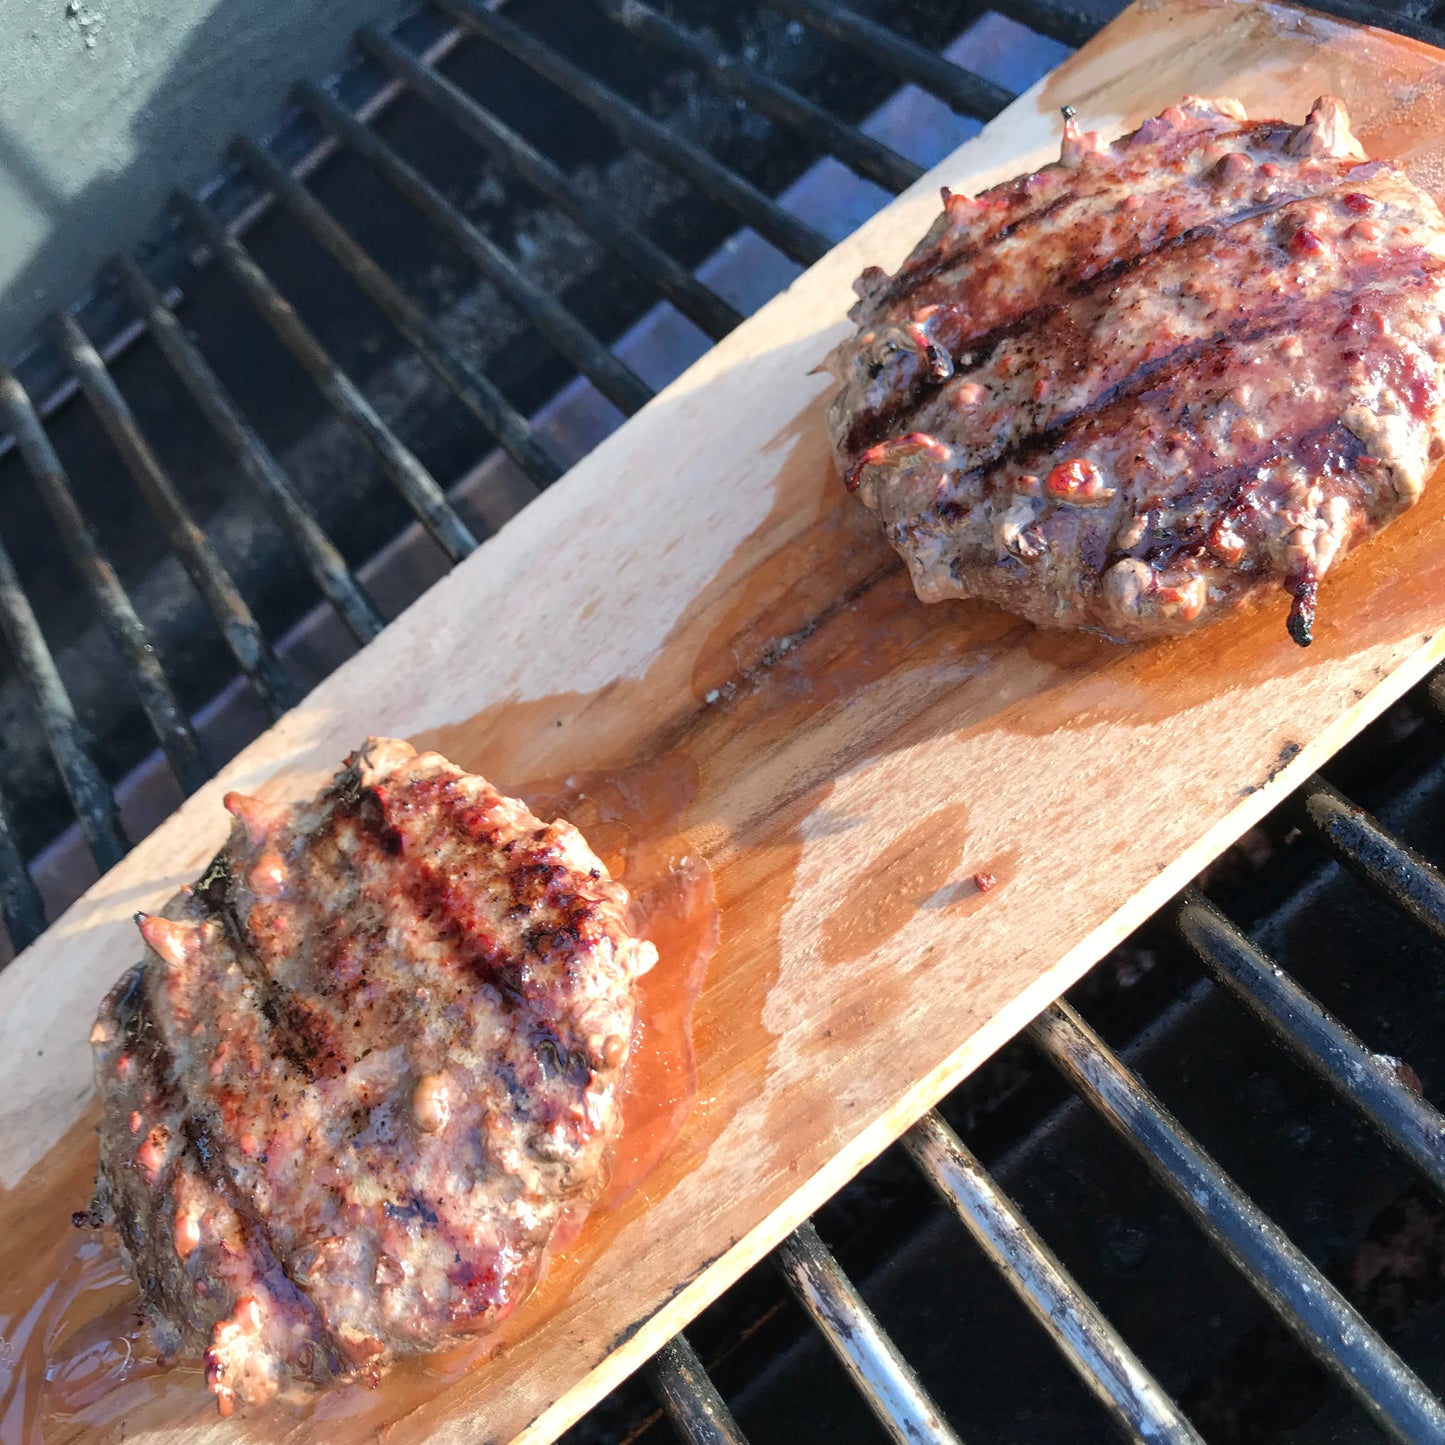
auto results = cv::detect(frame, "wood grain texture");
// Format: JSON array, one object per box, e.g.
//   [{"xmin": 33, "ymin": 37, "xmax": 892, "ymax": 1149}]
[{"xmin": 6, "ymin": 2, "xmax": 1445, "ymax": 1440}]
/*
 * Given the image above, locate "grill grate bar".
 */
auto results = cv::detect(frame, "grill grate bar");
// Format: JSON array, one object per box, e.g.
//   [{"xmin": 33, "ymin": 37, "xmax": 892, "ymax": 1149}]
[
  {"xmin": 584, "ymin": 0, "xmax": 923, "ymax": 195},
  {"xmin": 984, "ymin": 0, "xmax": 1101, "ymax": 49},
  {"xmin": 0, "ymin": 368, "xmax": 213, "ymax": 795},
  {"xmin": 1291, "ymin": 773, "xmax": 1445, "ymax": 946},
  {"xmin": 1429, "ymin": 664, "xmax": 1445, "ymax": 720},
  {"xmin": 772, "ymin": 1219, "xmax": 963, "ymax": 1445},
  {"xmin": 644, "ymin": 1334, "xmax": 751, "ymax": 1445},
  {"xmin": 296, "ymin": 80, "xmax": 654, "ymax": 418},
  {"xmin": 0, "ymin": 787, "xmax": 45, "ymax": 952},
  {"xmin": 173, "ymin": 189, "xmax": 482, "ymax": 562},
  {"xmin": 1031, "ymin": 1000, "xmax": 1445, "ymax": 1445},
  {"xmin": 356, "ymin": 26, "xmax": 743, "ymax": 342},
  {"xmin": 50, "ymin": 310, "xmax": 301, "ymax": 718},
  {"xmin": 1173, "ymin": 887, "xmax": 1445, "ymax": 1199},
  {"xmin": 904, "ymin": 1109, "xmax": 1206, "ymax": 1445},
  {"xmin": 0, "ymin": 529, "xmax": 127, "ymax": 871},
  {"xmin": 111, "ymin": 255, "xmax": 386, "ymax": 648},
  {"xmin": 234, "ymin": 134, "xmax": 565, "ymax": 488},
  {"xmin": 433, "ymin": 0, "xmax": 832, "ymax": 268},
  {"xmin": 763, "ymin": 0, "xmax": 1015, "ymax": 119}
]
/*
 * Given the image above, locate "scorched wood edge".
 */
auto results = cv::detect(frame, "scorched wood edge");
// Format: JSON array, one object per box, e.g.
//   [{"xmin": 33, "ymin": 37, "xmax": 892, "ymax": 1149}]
[{"xmin": 3, "ymin": 1, "xmax": 1445, "ymax": 1441}]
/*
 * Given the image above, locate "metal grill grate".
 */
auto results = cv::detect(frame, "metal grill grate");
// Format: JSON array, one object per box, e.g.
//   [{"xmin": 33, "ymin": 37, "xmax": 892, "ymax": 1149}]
[
  {"xmin": 1, "ymin": 0, "xmax": 1054, "ymax": 932},
  {"xmin": 5, "ymin": 1, "xmax": 1445, "ymax": 1441}
]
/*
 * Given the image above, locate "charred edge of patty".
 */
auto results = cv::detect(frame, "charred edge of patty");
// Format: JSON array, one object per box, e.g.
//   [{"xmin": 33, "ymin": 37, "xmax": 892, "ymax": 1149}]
[
  {"xmin": 85, "ymin": 960, "xmax": 349, "ymax": 1385},
  {"xmin": 323, "ymin": 747, "xmax": 369, "ymax": 812},
  {"xmin": 76, "ymin": 967, "xmax": 156, "ymax": 1231}
]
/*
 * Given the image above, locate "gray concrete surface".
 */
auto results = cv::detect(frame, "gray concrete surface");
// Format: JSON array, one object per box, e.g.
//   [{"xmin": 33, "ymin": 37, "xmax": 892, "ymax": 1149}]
[{"xmin": 0, "ymin": 0, "xmax": 407, "ymax": 361}]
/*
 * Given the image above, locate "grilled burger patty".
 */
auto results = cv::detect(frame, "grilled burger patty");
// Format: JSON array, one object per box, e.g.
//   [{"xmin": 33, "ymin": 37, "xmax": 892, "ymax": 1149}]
[
  {"xmin": 81, "ymin": 738, "xmax": 656, "ymax": 1412},
  {"xmin": 825, "ymin": 96, "xmax": 1445, "ymax": 645}
]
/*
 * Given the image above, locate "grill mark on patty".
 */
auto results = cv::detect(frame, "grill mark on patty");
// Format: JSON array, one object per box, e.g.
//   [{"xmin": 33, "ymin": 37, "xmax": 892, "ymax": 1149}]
[
  {"xmin": 938, "ymin": 417, "xmax": 1367, "ymax": 604},
  {"xmin": 956, "ymin": 260, "xmax": 1443, "ymax": 480},
  {"xmin": 225, "ymin": 778, "xmax": 546, "ymax": 1334},
  {"xmin": 105, "ymin": 965, "xmax": 349, "ymax": 1375},
  {"xmin": 194, "ymin": 847, "xmax": 346, "ymax": 1080},
  {"xmin": 844, "ymin": 177, "xmax": 1408, "ymax": 460},
  {"xmin": 177, "ymin": 1114, "xmax": 348, "ymax": 1375},
  {"xmin": 341, "ymin": 773, "xmax": 531, "ymax": 1005},
  {"xmin": 913, "ymin": 275, "xmax": 1438, "ymax": 529},
  {"xmin": 901, "ymin": 180, "xmax": 1339, "ymax": 325},
  {"xmin": 406, "ymin": 855, "xmax": 526, "ymax": 997},
  {"xmin": 1144, "ymin": 423, "xmax": 1368, "ymax": 564},
  {"xmin": 340, "ymin": 772, "xmax": 607, "ymax": 1103},
  {"xmin": 880, "ymin": 189, "xmax": 1076, "ymax": 308},
  {"xmin": 857, "ymin": 236, "xmax": 1442, "ymax": 492},
  {"xmin": 1117, "ymin": 420, "xmax": 1371, "ymax": 575},
  {"xmin": 871, "ymin": 119, "xmax": 1334, "ymax": 313}
]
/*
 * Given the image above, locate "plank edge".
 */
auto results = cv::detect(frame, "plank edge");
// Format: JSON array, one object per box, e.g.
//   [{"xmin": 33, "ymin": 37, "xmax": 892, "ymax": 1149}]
[{"xmin": 496, "ymin": 626, "xmax": 1445, "ymax": 1445}]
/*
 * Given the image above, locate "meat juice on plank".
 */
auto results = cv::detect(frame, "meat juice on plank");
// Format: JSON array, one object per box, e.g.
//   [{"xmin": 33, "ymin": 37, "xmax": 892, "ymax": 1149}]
[{"xmin": 826, "ymin": 95, "xmax": 1445, "ymax": 645}]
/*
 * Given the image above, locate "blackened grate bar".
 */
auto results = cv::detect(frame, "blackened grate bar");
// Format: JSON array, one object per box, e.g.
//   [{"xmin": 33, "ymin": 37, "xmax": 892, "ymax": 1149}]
[
  {"xmin": 645, "ymin": 1335, "xmax": 751, "ymax": 1445},
  {"xmin": 170, "ymin": 187, "xmax": 482, "ymax": 562},
  {"xmin": 296, "ymin": 79, "xmax": 655, "ymax": 417},
  {"xmin": 0, "ymin": 529, "xmax": 127, "ymax": 871},
  {"xmin": 111, "ymin": 255, "xmax": 388, "ymax": 648},
  {"xmin": 355, "ymin": 23, "xmax": 744, "ymax": 342},
  {"xmin": 983, "ymin": 0, "xmax": 1101, "ymax": 48},
  {"xmin": 0, "ymin": 789, "xmax": 45, "ymax": 953},
  {"xmin": 0, "ymin": 368, "xmax": 213, "ymax": 795},
  {"xmin": 1174, "ymin": 887, "xmax": 1445, "ymax": 1199},
  {"xmin": 773, "ymin": 1220, "xmax": 962, "ymax": 1445},
  {"xmin": 1292, "ymin": 772, "xmax": 1445, "ymax": 944},
  {"xmin": 1030, "ymin": 1001, "xmax": 1445, "ymax": 1445},
  {"xmin": 585, "ymin": 0, "xmax": 924, "ymax": 194},
  {"xmin": 234, "ymin": 134, "xmax": 567, "ymax": 487},
  {"xmin": 904, "ymin": 1110, "xmax": 1205, "ymax": 1445},
  {"xmin": 51, "ymin": 310, "xmax": 302, "ymax": 719},
  {"xmin": 764, "ymin": 0, "xmax": 1016, "ymax": 117}
]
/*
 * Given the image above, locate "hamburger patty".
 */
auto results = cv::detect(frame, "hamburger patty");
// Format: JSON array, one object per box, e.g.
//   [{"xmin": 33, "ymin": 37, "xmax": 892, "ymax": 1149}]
[
  {"xmin": 80, "ymin": 738, "xmax": 656, "ymax": 1413},
  {"xmin": 825, "ymin": 96, "xmax": 1445, "ymax": 644}
]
